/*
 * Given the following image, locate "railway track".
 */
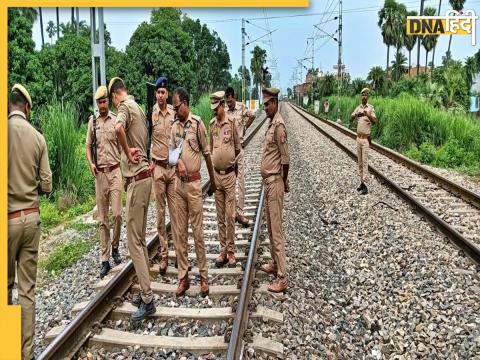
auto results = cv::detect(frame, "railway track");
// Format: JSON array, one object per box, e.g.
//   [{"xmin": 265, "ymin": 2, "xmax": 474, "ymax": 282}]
[
  {"xmin": 39, "ymin": 112, "xmax": 284, "ymax": 359},
  {"xmin": 288, "ymin": 102, "xmax": 480, "ymax": 266}
]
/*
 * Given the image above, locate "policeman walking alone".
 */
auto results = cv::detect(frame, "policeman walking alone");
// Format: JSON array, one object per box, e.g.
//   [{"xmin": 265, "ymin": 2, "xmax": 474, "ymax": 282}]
[
  {"xmin": 8, "ymin": 84, "xmax": 52, "ymax": 359},
  {"xmin": 86, "ymin": 85, "xmax": 123, "ymax": 279},
  {"xmin": 209, "ymin": 91, "xmax": 241, "ymax": 268},
  {"xmin": 350, "ymin": 88, "xmax": 377, "ymax": 195}
]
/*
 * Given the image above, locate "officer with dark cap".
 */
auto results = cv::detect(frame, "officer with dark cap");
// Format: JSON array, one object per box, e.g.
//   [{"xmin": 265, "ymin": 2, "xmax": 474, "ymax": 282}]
[
  {"xmin": 8, "ymin": 83, "xmax": 52, "ymax": 359},
  {"xmin": 150, "ymin": 76, "xmax": 176, "ymax": 275}
]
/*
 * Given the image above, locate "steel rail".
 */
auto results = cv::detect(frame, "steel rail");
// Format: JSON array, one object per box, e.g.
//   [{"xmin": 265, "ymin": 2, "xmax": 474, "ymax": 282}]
[
  {"xmin": 290, "ymin": 102, "xmax": 480, "ymax": 210},
  {"xmin": 38, "ymin": 111, "xmax": 268, "ymax": 360},
  {"xmin": 289, "ymin": 103, "xmax": 480, "ymax": 265}
]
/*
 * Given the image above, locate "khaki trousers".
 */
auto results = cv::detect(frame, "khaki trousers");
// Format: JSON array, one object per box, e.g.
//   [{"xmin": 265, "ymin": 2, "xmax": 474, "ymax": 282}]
[
  {"xmin": 357, "ymin": 138, "xmax": 369, "ymax": 183},
  {"xmin": 8, "ymin": 211, "xmax": 41, "ymax": 360},
  {"xmin": 172, "ymin": 178, "xmax": 208, "ymax": 280},
  {"xmin": 126, "ymin": 177, "xmax": 153, "ymax": 303},
  {"xmin": 235, "ymin": 149, "xmax": 246, "ymax": 215},
  {"xmin": 153, "ymin": 165, "xmax": 176, "ymax": 258},
  {"xmin": 214, "ymin": 171, "xmax": 236, "ymax": 254},
  {"xmin": 95, "ymin": 167, "xmax": 122, "ymax": 261},
  {"xmin": 264, "ymin": 175, "xmax": 287, "ymax": 279}
]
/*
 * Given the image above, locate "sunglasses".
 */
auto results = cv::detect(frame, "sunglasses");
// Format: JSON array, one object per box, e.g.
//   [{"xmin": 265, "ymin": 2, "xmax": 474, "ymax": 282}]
[{"xmin": 173, "ymin": 101, "xmax": 184, "ymax": 113}]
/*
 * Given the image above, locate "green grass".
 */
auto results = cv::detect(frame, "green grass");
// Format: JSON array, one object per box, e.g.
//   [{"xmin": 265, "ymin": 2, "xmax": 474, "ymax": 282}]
[
  {"xmin": 191, "ymin": 94, "xmax": 213, "ymax": 132},
  {"xmin": 315, "ymin": 94, "xmax": 480, "ymax": 176},
  {"xmin": 40, "ymin": 196, "xmax": 96, "ymax": 232},
  {"xmin": 40, "ymin": 235, "xmax": 97, "ymax": 276}
]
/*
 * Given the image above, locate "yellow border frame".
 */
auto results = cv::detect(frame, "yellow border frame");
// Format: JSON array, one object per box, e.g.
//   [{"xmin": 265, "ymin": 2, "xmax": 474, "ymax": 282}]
[{"xmin": 2, "ymin": 1, "xmax": 308, "ymax": 358}]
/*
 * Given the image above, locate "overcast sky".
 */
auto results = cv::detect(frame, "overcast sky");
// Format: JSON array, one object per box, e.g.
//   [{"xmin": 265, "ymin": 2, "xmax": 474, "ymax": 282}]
[{"xmin": 32, "ymin": 1, "xmax": 480, "ymax": 93}]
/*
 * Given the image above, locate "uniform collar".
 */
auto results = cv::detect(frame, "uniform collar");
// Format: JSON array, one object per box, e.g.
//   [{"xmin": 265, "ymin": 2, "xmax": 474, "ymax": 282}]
[
  {"xmin": 268, "ymin": 111, "xmax": 280, "ymax": 124},
  {"xmin": 8, "ymin": 110, "xmax": 27, "ymax": 120},
  {"xmin": 95, "ymin": 111, "xmax": 113, "ymax": 120},
  {"xmin": 120, "ymin": 95, "xmax": 134, "ymax": 104}
]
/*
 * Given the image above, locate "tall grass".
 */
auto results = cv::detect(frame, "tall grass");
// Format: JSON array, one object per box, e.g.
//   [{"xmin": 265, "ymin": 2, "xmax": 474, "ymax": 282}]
[
  {"xmin": 38, "ymin": 101, "xmax": 94, "ymax": 203},
  {"xmin": 326, "ymin": 94, "xmax": 480, "ymax": 175},
  {"xmin": 191, "ymin": 94, "xmax": 213, "ymax": 132}
]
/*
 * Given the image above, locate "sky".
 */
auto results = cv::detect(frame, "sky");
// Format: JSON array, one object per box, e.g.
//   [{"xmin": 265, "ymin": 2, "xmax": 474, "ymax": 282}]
[{"xmin": 32, "ymin": 1, "xmax": 480, "ymax": 94}]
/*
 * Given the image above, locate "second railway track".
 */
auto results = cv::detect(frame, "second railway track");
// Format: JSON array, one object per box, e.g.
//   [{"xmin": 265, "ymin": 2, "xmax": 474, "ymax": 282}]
[
  {"xmin": 39, "ymin": 113, "xmax": 285, "ymax": 359},
  {"xmin": 289, "ymin": 102, "xmax": 480, "ymax": 266}
]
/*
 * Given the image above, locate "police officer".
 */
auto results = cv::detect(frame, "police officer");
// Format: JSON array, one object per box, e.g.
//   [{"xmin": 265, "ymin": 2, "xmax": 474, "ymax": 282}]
[
  {"xmin": 8, "ymin": 84, "xmax": 52, "ymax": 359},
  {"xmin": 225, "ymin": 87, "xmax": 255, "ymax": 227},
  {"xmin": 350, "ymin": 88, "xmax": 377, "ymax": 195},
  {"xmin": 170, "ymin": 87, "xmax": 216, "ymax": 297},
  {"xmin": 149, "ymin": 76, "xmax": 175, "ymax": 275},
  {"xmin": 86, "ymin": 85, "xmax": 123, "ymax": 279},
  {"xmin": 209, "ymin": 91, "xmax": 241, "ymax": 268},
  {"xmin": 259, "ymin": 88, "xmax": 290, "ymax": 293},
  {"xmin": 323, "ymin": 99, "xmax": 330, "ymax": 119},
  {"xmin": 109, "ymin": 77, "xmax": 155, "ymax": 320}
]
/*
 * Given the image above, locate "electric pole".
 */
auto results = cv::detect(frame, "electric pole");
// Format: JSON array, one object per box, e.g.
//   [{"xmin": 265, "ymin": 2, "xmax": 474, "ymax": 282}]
[
  {"xmin": 90, "ymin": 8, "xmax": 106, "ymax": 112},
  {"xmin": 337, "ymin": 0, "xmax": 343, "ymax": 122},
  {"xmin": 39, "ymin": 8, "xmax": 45, "ymax": 47},
  {"xmin": 241, "ymin": 18, "xmax": 246, "ymax": 104}
]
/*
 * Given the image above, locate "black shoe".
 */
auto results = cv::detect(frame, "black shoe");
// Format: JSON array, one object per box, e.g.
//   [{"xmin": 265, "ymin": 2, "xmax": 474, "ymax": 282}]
[
  {"xmin": 357, "ymin": 183, "xmax": 365, "ymax": 191},
  {"xmin": 359, "ymin": 185, "xmax": 368, "ymax": 195},
  {"xmin": 112, "ymin": 247, "xmax": 122, "ymax": 265},
  {"xmin": 100, "ymin": 261, "xmax": 111, "ymax": 279},
  {"xmin": 131, "ymin": 295, "xmax": 141, "ymax": 308},
  {"xmin": 132, "ymin": 300, "xmax": 156, "ymax": 321}
]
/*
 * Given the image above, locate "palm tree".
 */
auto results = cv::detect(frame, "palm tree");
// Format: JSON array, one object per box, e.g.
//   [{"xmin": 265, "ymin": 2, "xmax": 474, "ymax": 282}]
[
  {"xmin": 250, "ymin": 46, "xmax": 267, "ymax": 100},
  {"xmin": 39, "ymin": 7, "xmax": 45, "ymax": 47},
  {"xmin": 404, "ymin": 10, "xmax": 417, "ymax": 75},
  {"xmin": 393, "ymin": 3, "xmax": 407, "ymax": 76},
  {"xmin": 464, "ymin": 56, "xmax": 478, "ymax": 93},
  {"xmin": 431, "ymin": 0, "xmax": 442, "ymax": 69},
  {"xmin": 367, "ymin": 66, "xmax": 385, "ymax": 90},
  {"xmin": 391, "ymin": 52, "xmax": 408, "ymax": 81},
  {"xmin": 46, "ymin": 20, "xmax": 55, "ymax": 44},
  {"xmin": 56, "ymin": 7, "xmax": 60, "ymax": 40},
  {"xmin": 378, "ymin": 0, "xmax": 405, "ymax": 90},
  {"xmin": 422, "ymin": 7, "xmax": 439, "ymax": 71},
  {"xmin": 416, "ymin": 0, "xmax": 425, "ymax": 75},
  {"xmin": 446, "ymin": 0, "xmax": 466, "ymax": 59}
]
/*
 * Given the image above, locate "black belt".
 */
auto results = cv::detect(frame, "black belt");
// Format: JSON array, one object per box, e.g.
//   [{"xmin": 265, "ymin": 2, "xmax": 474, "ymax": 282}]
[{"xmin": 214, "ymin": 165, "xmax": 235, "ymax": 175}]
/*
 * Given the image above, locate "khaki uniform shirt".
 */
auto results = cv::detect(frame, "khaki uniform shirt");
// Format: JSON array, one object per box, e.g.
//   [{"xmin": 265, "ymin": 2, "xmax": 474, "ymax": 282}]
[
  {"xmin": 351, "ymin": 103, "xmax": 377, "ymax": 135},
  {"xmin": 152, "ymin": 103, "xmax": 174, "ymax": 162},
  {"xmin": 170, "ymin": 113, "xmax": 209, "ymax": 174},
  {"xmin": 209, "ymin": 115, "xmax": 241, "ymax": 170},
  {"xmin": 86, "ymin": 111, "xmax": 120, "ymax": 168},
  {"xmin": 115, "ymin": 95, "xmax": 149, "ymax": 177},
  {"xmin": 261, "ymin": 111, "xmax": 290, "ymax": 179},
  {"xmin": 8, "ymin": 111, "xmax": 52, "ymax": 212},
  {"xmin": 226, "ymin": 101, "xmax": 254, "ymax": 145}
]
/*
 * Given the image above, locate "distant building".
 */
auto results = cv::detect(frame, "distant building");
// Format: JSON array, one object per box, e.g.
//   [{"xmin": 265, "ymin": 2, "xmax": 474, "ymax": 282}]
[{"xmin": 407, "ymin": 65, "xmax": 431, "ymax": 76}]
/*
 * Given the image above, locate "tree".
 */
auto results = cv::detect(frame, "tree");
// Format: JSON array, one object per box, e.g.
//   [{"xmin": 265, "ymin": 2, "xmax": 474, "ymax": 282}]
[
  {"xmin": 421, "ymin": 7, "xmax": 439, "ymax": 70},
  {"xmin": 350, "ymin": 78, "xmax": 369, "ymax": 96},
  {"xmin": 378, "ymin": 0, "xmax": 405, "ymax": 88},
  {"xmin": 391, "ymin": 52, "xmax": 408, "ymax": 81},
  {"xmin": 46, "ymin": 20, "xmax": 56, "ymax": 44},
  {"xmin": 38, "ymin": 7, "xmax": 44, "ymax": 47},
  {"xmin": 403, "ymin": 10, "xmax": 418, "ymax": 75},
  {"xmin": 464, "ymin": 56, "xmax": 478, "ymax": 93},
  {"xmin": 182, "ymin": 16, "xmax": 231, "ymax": 98},
  {"xmin": 287, "ymin": 87, "xmax": 293, "ymax": 99},
  {"xmin": 250, "ymin": 45, "xmax": 267, "ymax": 100},
  {"xmin": 446, "ymin": 0, "xmax": 466, "ymax": 58},
  {"xmin": 8, "ymin": 8, "xmax": 37, "ymax": 89},
  {"xmin": 122, "ymin": 8, "xmax": 196, "ymax": 104},
  {"xmin": 367, "ymin": 66, "xmax": 385, "ymax": 91}
]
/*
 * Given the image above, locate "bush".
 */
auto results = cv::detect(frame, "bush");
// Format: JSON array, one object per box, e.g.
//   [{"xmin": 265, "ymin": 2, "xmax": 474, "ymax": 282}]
[{"xmin": 37, "ymin": 101, "xmax": 94, "ymax": 203}]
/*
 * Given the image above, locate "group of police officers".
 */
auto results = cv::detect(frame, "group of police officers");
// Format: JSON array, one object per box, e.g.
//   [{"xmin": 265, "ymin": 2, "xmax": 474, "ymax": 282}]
[{"xmin": 8, "ymin": 77, "xmax": 376, "ymax": 359}]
